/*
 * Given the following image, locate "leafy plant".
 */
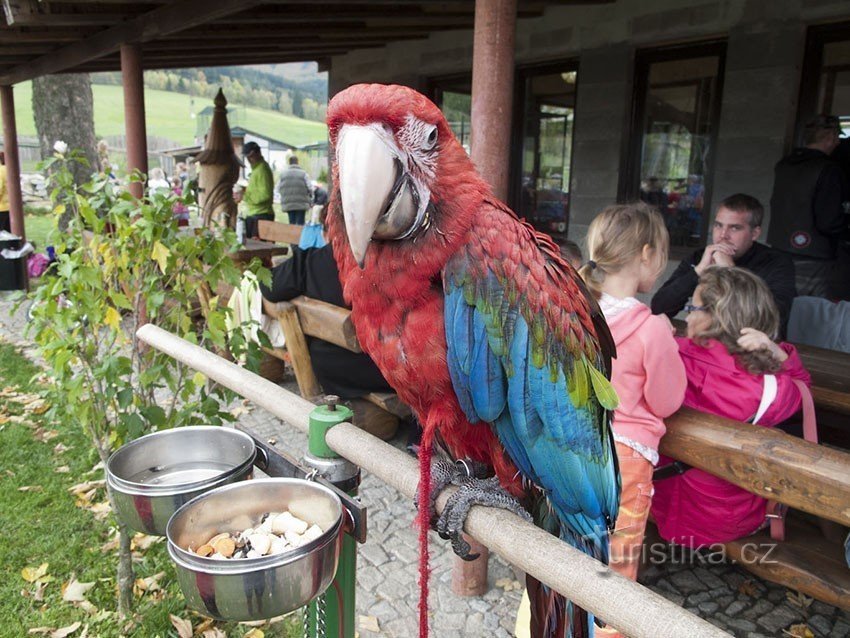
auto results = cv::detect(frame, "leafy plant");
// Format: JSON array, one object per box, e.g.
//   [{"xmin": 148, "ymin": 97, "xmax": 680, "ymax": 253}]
[{"xmin": 25, "ymin": 149, "xmax": 270, "ymax": 617}]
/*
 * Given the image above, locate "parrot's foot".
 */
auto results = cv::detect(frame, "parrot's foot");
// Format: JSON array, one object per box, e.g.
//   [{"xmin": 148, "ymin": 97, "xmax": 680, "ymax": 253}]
[
  {"xmin": 415, "ymin": 452, "xmax": 490, "ymax": 524},
  {"xmin": 437, "ymin": 474, "xmax": 532, "ymax": 561}
]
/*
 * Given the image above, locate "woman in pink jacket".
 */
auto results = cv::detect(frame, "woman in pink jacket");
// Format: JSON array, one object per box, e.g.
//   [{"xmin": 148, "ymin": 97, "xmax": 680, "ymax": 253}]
[{"xmin": 652, "ymin": 266, "xmax": 811, "ymax": 546}]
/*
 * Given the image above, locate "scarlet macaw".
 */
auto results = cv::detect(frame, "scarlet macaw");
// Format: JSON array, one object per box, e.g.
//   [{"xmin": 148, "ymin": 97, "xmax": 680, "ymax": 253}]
[{"xmin": 326, "ymin": 84, "xmax": 619, "ymax": 638}]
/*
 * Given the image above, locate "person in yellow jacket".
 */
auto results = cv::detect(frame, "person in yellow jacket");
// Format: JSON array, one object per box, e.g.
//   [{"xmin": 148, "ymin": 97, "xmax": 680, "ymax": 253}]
[
  {"xmin": 234, "ymin": 141, "xmax": 274, "ymax": 239},
  {"xmin": 0, "ymin": 152, "xmax": 10, "ymax": 232}
]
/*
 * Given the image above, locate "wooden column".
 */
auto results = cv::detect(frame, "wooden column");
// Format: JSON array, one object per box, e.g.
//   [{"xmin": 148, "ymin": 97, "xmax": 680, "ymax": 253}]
[
  {"xmin": 0, "ymin": 85, "xmax": 25, "ymax": 239},
  {"xmin": 456, "ymin": 0, "xmax": 517, "ymax": 597},
  {"xmin": 470, "ymin": 0, "xmax": 517, "ymax": 201},
  {"xmin": 120, "ymin": 43, "xmax": 147, "ymax": 198}
]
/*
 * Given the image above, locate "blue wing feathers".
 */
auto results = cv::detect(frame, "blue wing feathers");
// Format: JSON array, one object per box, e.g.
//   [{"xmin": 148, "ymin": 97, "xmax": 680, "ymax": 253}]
[{"xmin": 444, "ymin": 255, "xmax": 618, "ymax": 564}]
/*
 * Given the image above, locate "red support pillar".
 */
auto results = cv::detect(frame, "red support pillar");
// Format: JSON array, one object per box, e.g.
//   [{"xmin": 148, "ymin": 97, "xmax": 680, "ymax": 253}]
[
  {"xmin": 1, "ymin": 85, "xmax": 25, "ymax": 239},
  {"xmin": 120, "ymin": 43, "xmax": 148, "ymax": 198},
  {"xmin": 470, "ymin": 0, "xmax": 517, "ymax": 201},
  {"xmin": 454, "ymin": 0, "xmax": 517, "ymax": 598}
]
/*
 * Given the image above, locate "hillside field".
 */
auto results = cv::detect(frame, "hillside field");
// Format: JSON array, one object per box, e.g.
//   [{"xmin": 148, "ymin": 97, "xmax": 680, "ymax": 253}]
[{"xmin": 13, "ymin": 82, "xmax": 327, "ymax": 147}]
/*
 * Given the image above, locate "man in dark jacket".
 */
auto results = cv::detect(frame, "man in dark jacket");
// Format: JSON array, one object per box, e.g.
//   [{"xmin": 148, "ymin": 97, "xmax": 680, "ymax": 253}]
[
  {"xmin": 652, "ymin": 193, "xmax": 796, "ymax": 337},
  {"xmin": 277, "ymin": 155, "xmax": 313, "ymax": 226},
  {"xmin": 768, "ymin": 115, "xmax": 849, "ymax": 299},
  {"xmin": 260, "ymin": 237, "xmax": 400, "ymax": 440}
]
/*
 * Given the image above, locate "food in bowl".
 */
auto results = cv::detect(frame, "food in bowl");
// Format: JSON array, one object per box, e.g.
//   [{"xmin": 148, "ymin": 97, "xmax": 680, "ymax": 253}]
[{"xmin": 188, "ymin": 511, "xmax": 324, "ymax": 560}]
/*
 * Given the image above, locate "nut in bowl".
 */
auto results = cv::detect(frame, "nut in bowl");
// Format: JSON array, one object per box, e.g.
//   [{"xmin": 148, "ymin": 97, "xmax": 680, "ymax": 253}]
[{"xmin": 166, "ymin": 478, "xmax": 344, "ymax": 621}]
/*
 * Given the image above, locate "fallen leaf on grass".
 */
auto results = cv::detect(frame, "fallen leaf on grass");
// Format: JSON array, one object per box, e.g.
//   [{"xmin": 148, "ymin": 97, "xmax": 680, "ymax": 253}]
[
  {"xmin": 25, "ymin": 399, "xmax": 50, "ymax": 415},
  {"xmin": 22, "ymin": 564, "xmax": 50, "ymax": 583},
  {"xmin": 243, "ymin": 630, "xmax": 264, "ymax": 638},
  {"xmin": 131, "ymin": 533, "xmax": 163, "ymax": 552},
  {"xmin": 55, "ymin": 465, "xmax": 70, "ymax": 473},
  {"xmin": 18, "ymin": 485, "xmax": 44, "ymax": 492},
  {"xmin": 26, "ymin": 628, "xmax": 52, "ymax": 635},
  {"xmin": 201, "ymin": 628, "xmax": 227, "ymax": 638},
  {"xmin": 169, "ymin": 614, "xmax": 193, "ymax": 638},
  {"xmin": 53, "ymin": 442, "xmax": 69, "ymax": 454},
  {"xmin": 194, "ymin": 618, "xmax": 216, "ymax": 634},
  {"xmin": 100, "ymin": 538, "xmax": 119, "ymax": 553},
  {"xmin": 359, "ymin": 616, "xmax": 380, "ymax": 632},
  {"xmin": 50, "ymin": 622, "xmax": 82, "ymax": 638},
  {"xmin": 87, "ymin": 501, "xmax": 111, "ymax": 520},
  {"xmin": 134, "ymin": 571, "xmax": 165, "ymax": 595},
  {"xmin": 229, "ymin": 406, "xmax": 251, "ymax": 418},
  {"xmin": 68, "ymin": 480, "xmax": 105, "ymax": 494},
  {"xmin": 33, "ymin": 427, "xmax": 59, "ymax": 442},
  {"xmin": 786, "ymin": 590, "xmax": 813, "ymax": 611},
  {"xmin": 783, "ymin": 624, "xmax": 815, "ymax": 638},
  {"xmin": 62, "ymin": 576, "xmax": 95, "ymax": 603}
]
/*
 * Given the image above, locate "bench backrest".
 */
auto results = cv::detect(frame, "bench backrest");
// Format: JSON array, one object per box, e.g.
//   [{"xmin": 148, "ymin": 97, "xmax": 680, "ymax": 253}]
[{"xmin": 257, "ymin": 220, "xmax": 302, "ymax": 245}]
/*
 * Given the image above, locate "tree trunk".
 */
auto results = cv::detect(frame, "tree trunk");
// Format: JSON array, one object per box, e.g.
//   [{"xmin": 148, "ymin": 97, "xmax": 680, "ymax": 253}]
[{"xmin": 32, "ymin": 74, "xmax": 98, "ymax": 185}]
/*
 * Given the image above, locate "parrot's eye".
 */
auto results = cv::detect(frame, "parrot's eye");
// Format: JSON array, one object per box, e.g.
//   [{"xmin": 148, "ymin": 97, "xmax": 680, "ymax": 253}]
[{"xmin": 424, "ymin": 126, "xmax": 438, "ymax": 151}]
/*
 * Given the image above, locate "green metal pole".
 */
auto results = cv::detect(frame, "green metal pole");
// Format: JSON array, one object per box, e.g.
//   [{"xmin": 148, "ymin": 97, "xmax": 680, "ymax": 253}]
[{"xmin": 306, "ymin": 397, "xmax": 357, "ymax": 638}]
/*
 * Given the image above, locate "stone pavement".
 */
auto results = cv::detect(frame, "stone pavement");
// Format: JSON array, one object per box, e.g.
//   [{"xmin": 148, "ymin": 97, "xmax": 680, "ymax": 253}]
[{"xmin": 1, "ymin": 292, "xmax": 848, "ymax": 637}]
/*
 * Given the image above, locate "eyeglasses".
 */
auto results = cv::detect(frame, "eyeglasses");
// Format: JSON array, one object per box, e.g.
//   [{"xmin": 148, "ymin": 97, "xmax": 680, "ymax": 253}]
[{"xmin": 684, "ymin": 303, "xmax": 708, "ymax": 314}]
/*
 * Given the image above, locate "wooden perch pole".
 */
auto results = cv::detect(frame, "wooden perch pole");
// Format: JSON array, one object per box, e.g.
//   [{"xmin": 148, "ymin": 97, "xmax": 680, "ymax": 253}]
[{"xmin": 136, "ymin": 324, "xmax": 730, "ymax": 638}]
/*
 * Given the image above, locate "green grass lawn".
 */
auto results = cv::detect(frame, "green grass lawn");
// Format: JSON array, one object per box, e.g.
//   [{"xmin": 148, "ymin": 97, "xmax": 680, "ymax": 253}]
[
  {"xmin": 0, "ymin": 341, "xmax": 299, "ymax": 637},
  {"xmin": 25, "ymin": 213, "xmax": 55, "ymax": 250},
  {"xmin": 13, "ymin": 82, "xmax": 327, "ymax": 148}
]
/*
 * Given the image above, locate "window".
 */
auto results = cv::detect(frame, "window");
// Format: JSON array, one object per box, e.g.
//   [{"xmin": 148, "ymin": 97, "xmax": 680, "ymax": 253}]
[
  {"xmin": 428, "ymin": 75, "xmax": 472, "ymax": 153},
  {"xmin": 513, "ymin": 64, "xmax": 578, "ymax": 237},
  {"xmin": 798, "ymin": 22, "xmax": 850, "ymax": 140},
  {"xmin": 622, "ymin": 43, "xmax": 726, "ymax": 248}
]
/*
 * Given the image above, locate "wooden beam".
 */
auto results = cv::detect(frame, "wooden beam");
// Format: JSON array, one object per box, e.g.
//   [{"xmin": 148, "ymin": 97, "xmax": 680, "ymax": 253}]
[
  {"xmin": 0, "ymin": 28, "xmax": 91, "ymax": 42},
  {"xmin": 0, "ymin": 0, "xmax": 263, "ymax": 85},
  {"xmin": 660, "ymin": 407, "xmax": 850, "ymax": 526}
]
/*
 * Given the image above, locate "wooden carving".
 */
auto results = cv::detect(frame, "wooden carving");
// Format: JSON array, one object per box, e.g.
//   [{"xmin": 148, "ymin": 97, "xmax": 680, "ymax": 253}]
[{"xmin": 197, "ymin": 89, "xmax": 241, "ymax": 229}]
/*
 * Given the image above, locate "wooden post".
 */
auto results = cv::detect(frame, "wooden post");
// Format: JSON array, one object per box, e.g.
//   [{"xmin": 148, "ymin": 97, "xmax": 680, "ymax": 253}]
[
  {"xmin": 455, "ymin": 0, "xmax": 518, "ymax": 597},
  {"xmin": 0, "ymin": 85, "xmax": 25, "ymax": 240},
  {"xmin": 120, "ymin": 43, "xmax": 147, "ymax": 198}
]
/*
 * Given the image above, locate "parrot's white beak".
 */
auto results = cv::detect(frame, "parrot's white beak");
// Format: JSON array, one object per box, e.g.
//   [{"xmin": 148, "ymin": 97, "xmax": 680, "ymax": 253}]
[{"xmin": 336, "ymin": 124, "xmax": 419, "ymax": 268}]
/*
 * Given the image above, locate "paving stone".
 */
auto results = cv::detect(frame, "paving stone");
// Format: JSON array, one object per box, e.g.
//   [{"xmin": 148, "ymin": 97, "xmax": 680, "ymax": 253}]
[
  {"xmin": 743, "ymin": 599, "xmax": 774, "ymax": 620},
  {"xmin": 698, "ymin": 601, "xmax": 719, "ymax": 614},
  {"xmin": 808, "ymin": 614, "xmax": 833, "ymax": 636},
  {"xmin": 359, "ymin": 541, "xmax": 390, "ymax": 566},
  {"xmin": 833, "ymin": 619, "xmax": 850, "ymax": 636},
  {"xmin": 755, "ymin": 604, "xmax": 803, "ymax": 633},
  {"xmin": 726, "ymin": 617, "xmax": 758, "ymax": 632},
  {"xmin": 725, "ymin": 600, "xmax": 748, "ymax": 616},
  {"xmin": 693, "ymin": 566, "xmax": 727, "ymax": 590},
  {"xmin": 671, "ymin": 570, "xmax": 708, "ymax": 594},
  {"xmin": 465, "ymin": 611, "xmax": 485, "ymax": 634},
  {"xmin": 688, "ymin": 591, "xmax": 712, "ymax": 605}
]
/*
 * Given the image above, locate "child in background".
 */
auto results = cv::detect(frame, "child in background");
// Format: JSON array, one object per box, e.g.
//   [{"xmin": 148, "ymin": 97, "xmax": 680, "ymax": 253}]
[
  {"xmin": 651, "ymin": 267, "xmax": 811, "ymax": 546},
  {"xmin": 171, "ymin": 177, "xmax": 190, "ymax": 227},
  {"xmin": 579, "ymin": 203, "xmax": 687, "ymax": 624}
]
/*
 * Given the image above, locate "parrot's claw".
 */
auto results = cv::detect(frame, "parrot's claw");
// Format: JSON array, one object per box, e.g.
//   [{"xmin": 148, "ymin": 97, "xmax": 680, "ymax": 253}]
[
  {"xmin": 436, "ymin": 474, "xmax": 532, "ymax": 561},
  {"xmin": 415, "ymin": 453, "xmax": 489, "ymax": 525}
]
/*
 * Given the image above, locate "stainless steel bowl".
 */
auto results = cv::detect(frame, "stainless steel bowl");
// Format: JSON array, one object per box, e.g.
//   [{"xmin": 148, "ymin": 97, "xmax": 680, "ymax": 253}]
[
  {"xmin": 166, "ymin": 478, "xmax": 343, "ymax": 621},
  {"xmin": 106, "ymin": 426, "xmax": 256, "ymax": 536}
]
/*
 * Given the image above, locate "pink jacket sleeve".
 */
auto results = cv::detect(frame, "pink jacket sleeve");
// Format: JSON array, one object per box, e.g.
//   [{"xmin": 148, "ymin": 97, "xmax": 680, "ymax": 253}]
[
  {"xmin": 641, "ymin": 315, "xmax": 687, "ymax": 418},
  {"xmin": 763, "ymin": 343, "xmax": 811, "ymax": 425}
]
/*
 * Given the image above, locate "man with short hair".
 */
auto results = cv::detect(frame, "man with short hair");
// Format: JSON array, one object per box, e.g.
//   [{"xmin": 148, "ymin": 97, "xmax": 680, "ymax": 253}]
[
  {"xmin": 769, "ymin": 115, "xmax": 849, "ymax": 299},
  {"xmin": 234, "ymin": 141, "xmax": 275, "ymax": 239},
  {"xmin": 277, "ymin": 155, "xmax": 312, "ymax": 226},
  {"xmin": 651, "ymin": 193, "xmax": 796, "ymax": 336}
]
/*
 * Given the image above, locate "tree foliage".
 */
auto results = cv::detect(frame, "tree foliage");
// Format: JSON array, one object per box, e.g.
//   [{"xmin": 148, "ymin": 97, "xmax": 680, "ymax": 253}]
[{"xmin": 26, "ymin": 150, "xmax": 270, "ymax": 616}]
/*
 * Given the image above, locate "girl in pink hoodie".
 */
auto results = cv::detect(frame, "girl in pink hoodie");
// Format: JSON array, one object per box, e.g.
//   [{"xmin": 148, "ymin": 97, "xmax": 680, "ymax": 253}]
[
  {"xmin": 579, "ymin": 204, "xmax": 687, "ymax": 609},
  {"xmin": 651, "ymin": 266, "xmax": 811, "ymax": 546}
]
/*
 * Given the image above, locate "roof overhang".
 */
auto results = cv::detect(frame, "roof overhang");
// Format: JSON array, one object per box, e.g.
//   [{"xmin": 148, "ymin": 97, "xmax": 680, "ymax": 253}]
[{"xmin": 0, "ymin": 0, "xmax": 612, "ymax": 85}]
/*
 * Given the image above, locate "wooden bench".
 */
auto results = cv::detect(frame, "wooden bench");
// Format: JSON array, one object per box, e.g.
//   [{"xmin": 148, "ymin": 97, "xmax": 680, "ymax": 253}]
[
  {"xmin": 257, "ymin": 219, "xmax": 302, "ymax": 247},
  {"xmin": 262, "ymin": 294, "xmax": 410, "ymax": 418},
  {"xmin": 660, "ymin": 407, "xmax": 850, "ymax": 609}
]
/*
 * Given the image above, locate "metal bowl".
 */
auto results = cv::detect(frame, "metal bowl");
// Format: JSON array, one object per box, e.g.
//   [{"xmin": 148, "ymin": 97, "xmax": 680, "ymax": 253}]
[
  {"xmin": 106, "ymin": 426, "xmax": 256, "ymax": 536},
  {"xmin": 166, "ymin": 478, "xmax": 344, "ymax": 621}
]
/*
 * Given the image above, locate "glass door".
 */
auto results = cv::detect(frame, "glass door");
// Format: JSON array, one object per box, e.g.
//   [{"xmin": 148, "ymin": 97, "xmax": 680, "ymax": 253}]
[
  {"xmin": 512, "ymin": 64, "xmax": 578, "ymax": 238},
  {"xmin": 622, "ymin": 42, "xmax": 726, "ymax": 249},
  {"xmin": 798, "ymin": 22, "xmax": 850, "ymax": 143}
]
